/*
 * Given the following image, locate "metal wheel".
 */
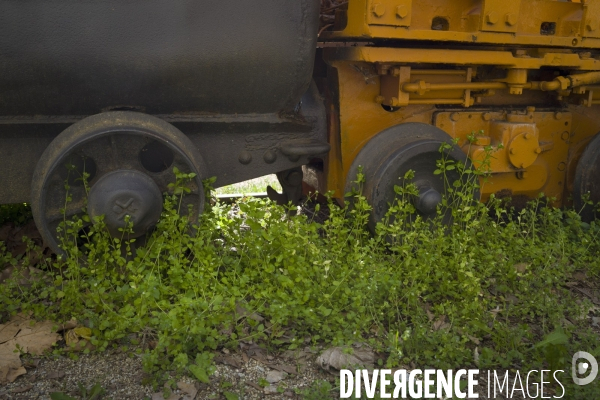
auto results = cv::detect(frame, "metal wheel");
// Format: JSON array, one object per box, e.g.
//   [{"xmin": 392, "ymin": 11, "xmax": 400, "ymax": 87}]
[
  {"xmin": 346, "ymin": 122, "xmax": 477, "ymax": 232},
  {"xmin": 31, "ymin": 112, "xmax": 207, "ymax": 254},
  {"xmin": 574, "ymin": 132, "xmax": 600, "ymax": 222}
]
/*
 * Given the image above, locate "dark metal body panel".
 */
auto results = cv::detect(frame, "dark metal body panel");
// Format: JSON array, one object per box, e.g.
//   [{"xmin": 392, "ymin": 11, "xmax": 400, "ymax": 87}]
[
  {"xmin": 0, "ymin": 0, "xmax": 327, "ymax": 204},
  {"xmin": 0, "ymin": 84, "xmax": 327, "ymax": 203},
  {"xmin": 0, "ymin": 0, "xmax": 319, "ymax": 115}
]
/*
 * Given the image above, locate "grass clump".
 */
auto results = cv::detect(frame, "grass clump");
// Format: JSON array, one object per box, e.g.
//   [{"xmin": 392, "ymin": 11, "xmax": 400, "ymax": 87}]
[{"xmin": 0, "ymin": 147, "xmax": 599, "ymax": 397}]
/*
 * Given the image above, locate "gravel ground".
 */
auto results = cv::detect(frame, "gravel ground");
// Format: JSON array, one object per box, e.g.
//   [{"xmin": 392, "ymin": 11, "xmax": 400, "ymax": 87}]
[
  {"xmin": 0, "ymin": 349, "xmax": 571, "ymax": 400},
  {"xmin": 0, "ymin": 347, "xmax": 540, "ymax": 400},
  {"xmin": 0, "ymin": 346, "xmax": 334, "ymax": 400}
]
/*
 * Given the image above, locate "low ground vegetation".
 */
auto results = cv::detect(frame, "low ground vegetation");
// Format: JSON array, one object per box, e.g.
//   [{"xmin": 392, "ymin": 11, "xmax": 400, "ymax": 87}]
[{"xmin": 0, "ymin": 150, "xmax": 599, "ymax": 399}]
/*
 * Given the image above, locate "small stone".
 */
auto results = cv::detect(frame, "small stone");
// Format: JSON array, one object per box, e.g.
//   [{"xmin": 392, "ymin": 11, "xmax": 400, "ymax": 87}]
[
  {"xmin": 47, "ymin": 370, "xmax": 66, "ymax": 379},
  {"xmin": 263, "ymin": 385, "xmax": 279, "ymax": 394},
  {"xmin": 266, "ymin": 370, "xmax": 286, "ymax": 384}
]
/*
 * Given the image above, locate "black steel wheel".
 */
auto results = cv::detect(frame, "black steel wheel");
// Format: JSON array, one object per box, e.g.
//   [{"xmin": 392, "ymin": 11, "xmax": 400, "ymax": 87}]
[
  {"xmin": 31, "ymin": 112, "xmax": 207, "ymax": 254},
  {"xmin": 346, "ymin": 122, "xmax": 477, "ymax": 232},
  {"xmin": 574, "ymin": 132, "xmax": 600, "ymax": 222}
]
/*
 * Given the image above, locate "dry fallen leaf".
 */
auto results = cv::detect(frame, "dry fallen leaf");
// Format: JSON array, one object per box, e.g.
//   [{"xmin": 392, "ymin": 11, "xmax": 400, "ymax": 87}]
[
  {"xmin": 572, "ymin": 271, "xmax": 587, "ymax": 281},
  {"xmin": 240, "ymin": 342, "xmax": 268, "ymax": 363},
  {"xmin": 0, "ymin": 314, "xmax": 60, "ymax": 384},
  {"xmin": 64, "ymin": 326, "xmax": 94, "ymax": 353},
  {"xmin": 514, "ymin": 263, "xmax": 528, "ymax": 274},
  {"xmin": 214, "ymin": 354, "xmax": 242, "ymax": 369},
  {"xmin": 177, "ymin": 380, "xmax": 198, "ymax": 400},
  {"xmin": 235, "ymin": 302, "xmax": 264, "ymax": 322},
  {"xmin": 316, "ymin": 346, "xmax": 375, "ymax": 372},
  {"xmin": 466, "ymin": 334, "xmax": 481, "ymax": 345},
  {"xmin": 432, "ymin": 315, "xmax": 450, "ymax": 331},
  {"xmin": 0, "ymin": 321, "xmax": 20, "ymax": 344},
  {"xmin": 10, "ymin": 384, "xmax": 33, "ymax": 393},
  {"xmin": 0, "ymin": 266, "xmax": 47, "ymax": 286},
  {"xmin": 266, "ymin": 363, "xmax": 298, "ymax": 375}
]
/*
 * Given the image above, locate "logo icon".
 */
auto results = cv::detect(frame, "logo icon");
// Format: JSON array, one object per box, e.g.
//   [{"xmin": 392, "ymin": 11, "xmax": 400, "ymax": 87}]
[
  {"xmin": 112, "ymin": 198, "xmax": 137, "ymax": 217},
  {"xmin": 572, "ymin": 351, "xmax": 598, "ymax": 386}
]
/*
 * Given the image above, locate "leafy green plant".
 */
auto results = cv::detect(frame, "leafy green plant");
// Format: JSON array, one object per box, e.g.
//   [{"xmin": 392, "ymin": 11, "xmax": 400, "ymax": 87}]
[
  {"xmin": 0, "ymin": 203, "xmax": 32, "ymax": 226},
  {"xmin": 296, "ymin": 380, "xmax": 334, "ymax": 399},
  {"xmin": 50, "ymin": 383, "xmax": 106, "ymax": 400},
  {"xmin": 0, "ymin": 148, "xmax": 598, "ymax": 399}
]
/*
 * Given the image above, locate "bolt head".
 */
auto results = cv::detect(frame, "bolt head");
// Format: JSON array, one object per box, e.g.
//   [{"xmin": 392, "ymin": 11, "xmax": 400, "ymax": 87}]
[
  {"xmin": 505, "ymin": 13, "xmax": 517, "ymax": 26},
  {"xmin": 396, "ymin": 5, "xmax": 408, "ymax": 19},
  {"xmin": 509, "ymin": 87, "xmax": 523, "ymax": 95},
  {"xmin": 263, "ymin": 150, "xmax": 277, "ymax": 164},
  {"xmin": 535, "ymin": 147, "xmax": 542, "ymax": 154},
  {"xmin": 372, "ymin": 3, "xmax": 385, "ymax": 17},
  {"xmin": 486, "ymin": 12, "xmax": 499, "ymax": 25},
  {"xmin": 238, "ymin": 151, "xmax": 252, "ymax": 165},
  {"xmin": 586, "ymin": 20, "xmax": 598, "ymax": 31}
]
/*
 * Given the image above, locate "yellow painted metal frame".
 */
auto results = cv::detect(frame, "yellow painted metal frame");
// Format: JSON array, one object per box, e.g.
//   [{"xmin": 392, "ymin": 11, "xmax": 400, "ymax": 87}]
[
  {"xmin": 325, "ymin": 47, "xmax": 600, "ymax": 70},
  {"xmin": 320, "ymin": 0, "xmax": 600, "ymax": 208},
  {"xmin": 323, "ymin": 58, "xmax": 600, "ymax": 205},
  {"xmin": 324, "ymin": 0, "xmax": 600, "ymax": 48}
]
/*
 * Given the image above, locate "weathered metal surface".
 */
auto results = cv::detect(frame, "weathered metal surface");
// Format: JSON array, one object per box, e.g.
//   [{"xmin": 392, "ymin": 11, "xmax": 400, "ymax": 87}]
[
  {"xmin": 0, "ymin": 84, "xmax": 328, "ymax": 204},
  {"xmin": 0, "ymin": 0, "xmax": 320, "ymax": 115},
  {"xmin": 30, "ymin": 112, "xmax": 206, "ymax": 254},
  {"xmin": 266, "ymin": 167, "xmax": 304, "ymax": 206}
]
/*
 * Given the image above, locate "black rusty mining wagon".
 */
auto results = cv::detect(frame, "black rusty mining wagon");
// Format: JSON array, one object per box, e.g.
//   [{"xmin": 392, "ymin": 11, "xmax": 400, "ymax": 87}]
[
  {"xmin": 0, "ymin": 0, "xmax": 328, "ymax": 253},
  {"xmin": 4, "ymin": 0, "xmax": 600, "ymax": 254}
]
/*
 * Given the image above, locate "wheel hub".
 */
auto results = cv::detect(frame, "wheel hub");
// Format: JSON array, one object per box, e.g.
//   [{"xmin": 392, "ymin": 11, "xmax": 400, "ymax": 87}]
[
  {"xmin": 87, "ymin": 170, "xmax": 163, "ymax": 238},
  {"xmin": 414, "ymin": 183, "xmax": 442, "ymax": 216}
]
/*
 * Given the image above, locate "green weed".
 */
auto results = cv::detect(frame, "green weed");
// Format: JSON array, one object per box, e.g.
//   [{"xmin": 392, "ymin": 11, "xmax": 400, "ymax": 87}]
[{"xmin": 0, "ymin": 148, "xmax": 598, "ymax": 398}]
